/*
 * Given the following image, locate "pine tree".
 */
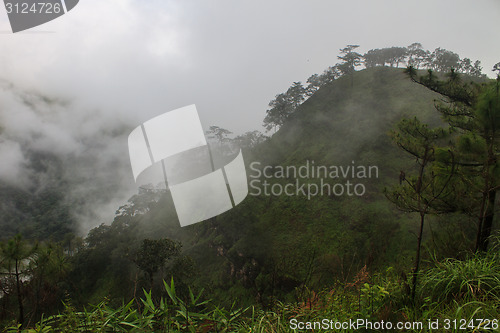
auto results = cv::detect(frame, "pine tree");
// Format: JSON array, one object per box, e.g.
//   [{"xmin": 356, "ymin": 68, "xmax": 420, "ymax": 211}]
[
  {"xmin": 385, "ymin": 117, "xmax": 455, "ymax": 300},
  {"xmin": 406, "ymin": 67, "xmax": 500, "ymax": 252},
  {"xmin": 0, "ymin": 235, "xmax": 37, "ymax": 326}
]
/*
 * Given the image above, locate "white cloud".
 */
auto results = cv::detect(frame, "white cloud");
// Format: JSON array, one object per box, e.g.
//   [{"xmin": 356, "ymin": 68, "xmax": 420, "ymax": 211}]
[{"xmin": 0, "ymin": 138, "xmax": 30, "ymax": 188}]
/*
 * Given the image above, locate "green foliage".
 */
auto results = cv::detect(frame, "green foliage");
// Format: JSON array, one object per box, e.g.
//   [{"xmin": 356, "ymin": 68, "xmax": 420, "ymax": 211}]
[
  {"xmin": 337, "ymin": 45, "xmax": 362, "ymax": 75},
  {"xmin": 233, "ymin": 130, "xmax": 268, "ymax": 149},
  {"xmin": 0, "ymin": 236, "xmax": 70, "ymax": 329},
  {"xmin": 430, "ymin": 48, "xmax": 461, "ymax": 73},
  {"xmin": 475, "ymin": 81, "xmax": 500, "ymax": 133},
  {"xmin": 205, "ymin": 126, "xmax": 233, "ymax": 145},
  {"xmin": 8, "ymin": 279, "xmax": 237, "ymax": 332},
  {"xmin": 456, "ymin": 133, "xmax": 486, "ymax": 156},
  {"xmin": 0, "ymin": 184, "xmax": 74, "ymax": 242},
  {"xmin": 364, "ymin": 44, "xmax": 483, "ymax": 77},
  {"xmin": 133, "ymin": 238, "xmax": 181, "ymax": 287},
  {"xmin": 385, "ymin": 117, "xmax": 455, "ymax": 215},
  {"xmin": 16, "ymin": 250, "xmax": 500, "ymax": 332},
  {"xmin": 263, "ymin": 82, "xmax": 306, "ymax": 132},
  {"xmin": 364, "ymin": 46, "xmax": 408, "ymax": 68}
]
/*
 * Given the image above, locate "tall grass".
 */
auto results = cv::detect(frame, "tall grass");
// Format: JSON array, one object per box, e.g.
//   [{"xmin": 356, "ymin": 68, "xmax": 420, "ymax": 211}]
[
  {"xmin": 420, "ymin": 253, "xmax": 500, "ymax": 303},
  {"xmin": 8, "ymin": 243, "xmax": 500, "ymax": 332}
]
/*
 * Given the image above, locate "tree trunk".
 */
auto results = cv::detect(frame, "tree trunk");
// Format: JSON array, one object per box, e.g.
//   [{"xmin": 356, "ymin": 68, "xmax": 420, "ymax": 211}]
[
  {"xmin": 411, "ymin": 213, "xmax": 425, "ymax": 301},
  {"xmin": 149, "ymin": 271, "xmax": 154, "ymax": 290},
  {"xmin": 15, "ymin": 259, "xmax": 24, "ymax": 326},
  {"xmin": 476, "ymin": 138, "xmax": 496, "ymax": 253},
  {"xmin": 475, "ymin": 190, "xmax": 487, "ymax": 252},
  {"xmin": 477, "ymin": 189, "xmax": 496, "ymax": 252}
]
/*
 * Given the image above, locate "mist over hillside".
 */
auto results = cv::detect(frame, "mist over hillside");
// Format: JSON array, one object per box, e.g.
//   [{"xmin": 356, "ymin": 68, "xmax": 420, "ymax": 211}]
[
  {"xmin": 0, "ymin": 80, "xmax": 138, "ymax": 238},
  {"xmin": 0, "ymin": 40, "xmax": 492, "ymax": 240},
  {"xmin": 0, "ymin": 64, "xmax": 477, "ymax": 240}
]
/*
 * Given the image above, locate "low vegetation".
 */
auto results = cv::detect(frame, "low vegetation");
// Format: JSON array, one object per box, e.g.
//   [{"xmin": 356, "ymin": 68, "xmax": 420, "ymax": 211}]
[{"xmin": 5, "ymin": 240, "xmax": 499, "ymax": 332}]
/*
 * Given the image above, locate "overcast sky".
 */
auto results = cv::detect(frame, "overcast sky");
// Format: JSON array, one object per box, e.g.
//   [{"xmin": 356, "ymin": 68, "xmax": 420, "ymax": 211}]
[{"xmin": 0, "ymin": 0, "xmax": 499, "ymax": 135}]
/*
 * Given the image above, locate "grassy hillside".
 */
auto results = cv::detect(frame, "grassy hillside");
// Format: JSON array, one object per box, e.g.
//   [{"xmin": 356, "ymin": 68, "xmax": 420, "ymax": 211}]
[
  {"xmin": 191, "ymin": 67, "xmax": 460, "ymax": 304},
  {"xmin": 258, "ymin": 66, "xmax": 442, "ymax": 167}
]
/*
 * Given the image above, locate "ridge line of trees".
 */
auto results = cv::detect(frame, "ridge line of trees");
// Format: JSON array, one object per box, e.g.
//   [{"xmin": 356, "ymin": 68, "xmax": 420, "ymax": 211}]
[{"xmin": 264, "ymin": 43, "xmax": 488, "ymax": 132}]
